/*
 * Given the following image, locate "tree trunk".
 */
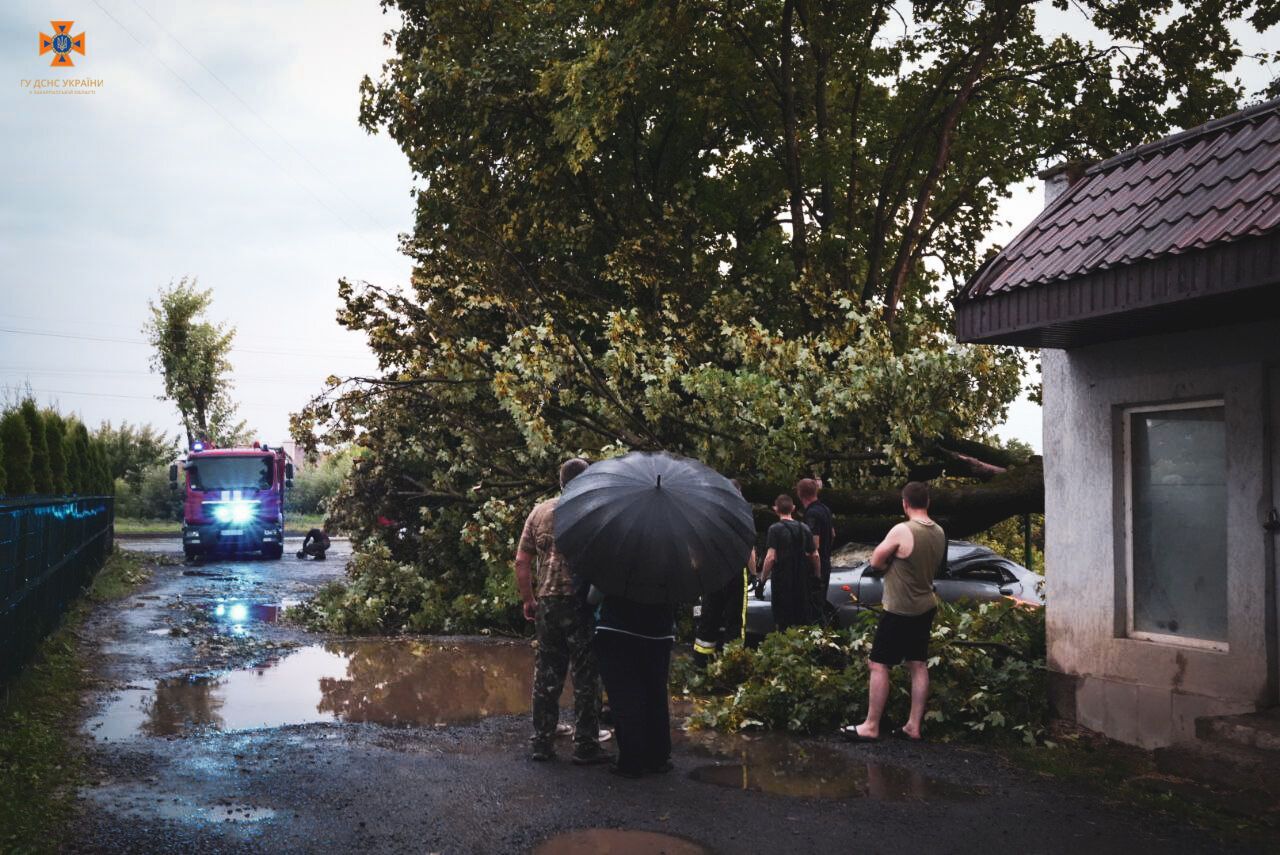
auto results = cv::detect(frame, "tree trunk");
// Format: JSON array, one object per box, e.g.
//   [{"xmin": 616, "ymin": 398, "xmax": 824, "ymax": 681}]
[{"xmin": 744, "ymin": 456, "xmax": 1043, "ymax": 545}]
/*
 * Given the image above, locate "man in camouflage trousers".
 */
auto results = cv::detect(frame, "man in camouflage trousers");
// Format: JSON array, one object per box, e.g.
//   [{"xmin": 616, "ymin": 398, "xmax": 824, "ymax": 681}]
[{"xmin": 515, "ymin": 458, "xmax": 612, "ymax": 764}]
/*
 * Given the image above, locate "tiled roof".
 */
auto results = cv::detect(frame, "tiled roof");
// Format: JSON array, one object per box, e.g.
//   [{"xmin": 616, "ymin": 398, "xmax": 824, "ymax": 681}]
[{"xmin": 960, "ymin": 97, "xmax": 1280, "ymax": 301}]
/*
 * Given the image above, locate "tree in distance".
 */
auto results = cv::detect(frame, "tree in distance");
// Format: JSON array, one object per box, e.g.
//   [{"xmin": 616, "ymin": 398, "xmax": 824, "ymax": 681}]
[
  {"xmin": 96, "ymin": 422, "xmax": 179, "ymax": 491},
  {"xmin": 144, "ymin": 277, "xmax": 249, "ymax": 448}
]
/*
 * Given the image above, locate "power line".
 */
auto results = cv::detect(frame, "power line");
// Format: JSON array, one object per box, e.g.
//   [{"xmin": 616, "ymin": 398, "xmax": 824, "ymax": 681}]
[
  {"xmin": 89, "ymin": 0, "xmax": 391, "ymax": 256},
  {"xmin": 12, "ymin": 385, "xmax": 326, "ymax": 404},
  {"xmin": 0, "ymin": 366, "xmax": 341, "ymax": 383},
  {"xmin": 0, "ymin": 312, "xmax": 377, "ymax": 360},
  {"xmin": 14, "ymin": 387, "xmax": 157, "ymax": 401},
  {"xmin": 0, "ymin": 325, "xmax": 375, "ymax": 362},
  {"xmin": 125, "ymin": 0, "xmax": 396, "ymax": 237}
]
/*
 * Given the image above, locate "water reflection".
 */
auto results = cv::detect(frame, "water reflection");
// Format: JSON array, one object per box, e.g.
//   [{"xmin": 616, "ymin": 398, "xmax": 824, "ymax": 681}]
[
  {"xmin": 88, "ymin": 639, "xmax": 567, "ymax": 740},
  {"xmin": 684, "ymin": 733, "xmax": 980, "ymax": 801},
  {"xmin": 318, "ymin": 639, "xmax": 555, "ymax": 724},
  {"xmin": 535, "ymin": 830, "xmax": 710, "ymax": 855}
]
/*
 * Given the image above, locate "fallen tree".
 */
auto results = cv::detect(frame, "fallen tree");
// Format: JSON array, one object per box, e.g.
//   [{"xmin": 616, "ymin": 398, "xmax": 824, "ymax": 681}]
[{"xmin": 744, "ymin": 441, "xmax": 1042, "ymax": 543}]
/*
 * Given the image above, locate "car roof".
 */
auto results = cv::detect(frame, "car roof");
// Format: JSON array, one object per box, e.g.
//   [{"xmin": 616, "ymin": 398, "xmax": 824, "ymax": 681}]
[{"xmin": 947, "ymin": 540, "xmax": 994, "ymax": 561}]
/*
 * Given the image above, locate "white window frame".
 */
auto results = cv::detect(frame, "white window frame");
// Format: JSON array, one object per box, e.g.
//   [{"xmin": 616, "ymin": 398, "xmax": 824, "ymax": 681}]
[{"xmin": 1122, "ymin": 398, "xmax": 1228, "ymax": 652}]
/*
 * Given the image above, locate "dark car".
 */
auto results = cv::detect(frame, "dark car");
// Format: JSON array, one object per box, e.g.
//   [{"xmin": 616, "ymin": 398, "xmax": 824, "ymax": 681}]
[{"xmin": 743, "ymin": 541, "xmax": 1043, "ymax": 639}]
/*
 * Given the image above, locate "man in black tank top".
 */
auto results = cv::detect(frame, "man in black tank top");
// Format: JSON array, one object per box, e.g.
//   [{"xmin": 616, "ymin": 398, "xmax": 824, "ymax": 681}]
[{"xmin": 760, "ymin": 494, "xmax": 819, "ymax": 632}]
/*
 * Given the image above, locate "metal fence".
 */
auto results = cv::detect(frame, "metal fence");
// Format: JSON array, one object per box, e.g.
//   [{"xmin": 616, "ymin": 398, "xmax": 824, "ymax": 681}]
[{"xmin": 0, "ymin": 496, "xmax": 114, "ymax": 686}]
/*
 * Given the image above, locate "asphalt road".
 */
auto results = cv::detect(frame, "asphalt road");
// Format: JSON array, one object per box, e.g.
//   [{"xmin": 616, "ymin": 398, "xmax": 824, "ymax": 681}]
[{"xmin": 58, "ymin": 540, "xmax": 1267, "ymax": 854}]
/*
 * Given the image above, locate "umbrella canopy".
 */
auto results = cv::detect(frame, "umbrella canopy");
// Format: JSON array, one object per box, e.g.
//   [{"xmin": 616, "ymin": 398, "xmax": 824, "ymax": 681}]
[{"xmin": 554, "ymin": 452, "xmax": 755, "ymax": 604}]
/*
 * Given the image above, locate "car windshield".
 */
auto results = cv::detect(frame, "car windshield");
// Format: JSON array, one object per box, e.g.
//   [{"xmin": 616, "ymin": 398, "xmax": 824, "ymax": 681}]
[{"xmin": 188, "ymin": 456, "xmax": 273, "ymax": 491}]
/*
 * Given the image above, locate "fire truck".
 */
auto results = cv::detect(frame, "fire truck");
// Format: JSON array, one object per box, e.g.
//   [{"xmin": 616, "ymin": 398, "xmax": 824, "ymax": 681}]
[{"xmin": 169, "ymin": 440, "xmax": 294, "ymax": 561}]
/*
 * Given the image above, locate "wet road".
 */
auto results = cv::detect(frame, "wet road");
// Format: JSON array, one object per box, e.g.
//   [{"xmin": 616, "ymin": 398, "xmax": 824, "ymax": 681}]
[{"xmin": 65, "ymin": 542, "xmax": 1264, "ymax": 853}]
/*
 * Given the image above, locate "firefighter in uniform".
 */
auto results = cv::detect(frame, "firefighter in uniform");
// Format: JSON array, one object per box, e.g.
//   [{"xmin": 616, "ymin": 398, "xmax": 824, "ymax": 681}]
[{"xmin": 693, "ymin": 478, "xmax": 757, "ymax": 665}]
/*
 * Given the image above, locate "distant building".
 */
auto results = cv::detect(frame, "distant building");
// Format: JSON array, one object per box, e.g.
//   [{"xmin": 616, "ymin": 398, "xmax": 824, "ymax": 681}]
[
  {"xmin": 956, "ymin": 98, "xmax": 1280, "ymax": 749},
  {"xmin": 280, "ymin": 440, "xmax": 326, "ymax": 473}
]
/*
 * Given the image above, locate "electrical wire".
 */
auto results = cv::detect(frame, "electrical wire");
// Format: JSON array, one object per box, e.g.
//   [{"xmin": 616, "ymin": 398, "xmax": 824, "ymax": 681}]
[
  {"xmin": 0, "ymin": 325, "xmax": 375, "ymax": 362},
  {"xmin": 124, "ymin": 0, "xmax": 395, "ymax": 237},
  {"xmin": 0, "ymin": 366, "xmax": 341, "ymax": 383},
  {"xmin": 89, "ymin": 0, "xmax": 392, "ymax": 256}
]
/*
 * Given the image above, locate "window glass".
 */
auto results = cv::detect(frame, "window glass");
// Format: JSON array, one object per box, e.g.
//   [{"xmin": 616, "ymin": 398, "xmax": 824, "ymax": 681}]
[
  {"xmin": 188, "ymin": 456, "xmax": 273, "ymax": 491},
  {"xmin": 1130, "ymin": 406, "xmax": 1227, "ymax": 643}
]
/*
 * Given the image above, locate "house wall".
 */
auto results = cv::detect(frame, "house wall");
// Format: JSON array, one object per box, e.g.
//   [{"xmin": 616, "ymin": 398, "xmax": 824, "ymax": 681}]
[{"xmin": 1043, "ymin": 318, "xmax": 1280, "ymax": 748}]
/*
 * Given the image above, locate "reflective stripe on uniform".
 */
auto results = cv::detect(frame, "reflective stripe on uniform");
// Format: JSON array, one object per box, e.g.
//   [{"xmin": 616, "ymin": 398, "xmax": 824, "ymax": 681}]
[{"xmin": 693, "ymin": 639, "xmax": 717, "ymax": 655}]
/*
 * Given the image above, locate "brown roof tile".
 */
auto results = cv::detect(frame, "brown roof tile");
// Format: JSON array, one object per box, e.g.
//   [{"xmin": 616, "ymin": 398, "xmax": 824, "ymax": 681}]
[{"xmin": 960, "ymin": 98, "xmax": 1280, "ymax": 302}]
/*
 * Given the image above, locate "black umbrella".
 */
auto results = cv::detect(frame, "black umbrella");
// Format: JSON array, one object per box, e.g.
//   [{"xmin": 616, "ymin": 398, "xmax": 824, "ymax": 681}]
[{"xmin": 553, "ymin": 451, "xmax": 755, "ymax": 604}]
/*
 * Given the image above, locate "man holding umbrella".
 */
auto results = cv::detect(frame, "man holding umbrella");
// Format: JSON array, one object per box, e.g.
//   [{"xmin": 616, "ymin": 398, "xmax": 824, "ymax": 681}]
[
  {"xmin": 514, "ymin": 458, "xmax": 612, "ymax": 765},
  {"xmin": 554, "ymin": 452, "xmax": 756, "ymax": 777}
]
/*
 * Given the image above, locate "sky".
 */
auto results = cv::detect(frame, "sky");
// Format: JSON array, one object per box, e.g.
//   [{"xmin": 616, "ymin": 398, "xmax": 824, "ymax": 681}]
[
  {"xmin": 1, "ymin": 1, "xmax": 408, "ymax": 446},
  {"xmin": 1, "ymin": 3, "xmax": 1275, "ymax": 453}
]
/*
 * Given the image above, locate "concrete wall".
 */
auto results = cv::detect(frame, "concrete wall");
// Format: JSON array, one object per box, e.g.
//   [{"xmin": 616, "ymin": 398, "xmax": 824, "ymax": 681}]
[{"xmin": 1043, "ymin": 319, "xmax": 1280, "ymax": 748}]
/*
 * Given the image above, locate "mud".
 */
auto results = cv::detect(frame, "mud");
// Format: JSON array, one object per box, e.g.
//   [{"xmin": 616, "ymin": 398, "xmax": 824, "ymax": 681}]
[
  {"xmin": 684, "ymin": 733, "xmax": 982, "ymax": 800},
  {"xmin": 534, "ymin": 829, "xmax": 710, "ymax": 854}
]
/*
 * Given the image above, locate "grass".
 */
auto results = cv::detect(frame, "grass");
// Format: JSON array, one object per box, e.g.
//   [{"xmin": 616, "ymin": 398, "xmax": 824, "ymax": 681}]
[
  {"xmin": 112, "ymin": 517, "xmax": 179, "ymax": 534},
  {"xmin": 0, "ymin": 549, "xmax": 152, "ymax": 854},
  {"xmin": 113, "ymin": 512, "xmax": 330, "ymax": 535}
]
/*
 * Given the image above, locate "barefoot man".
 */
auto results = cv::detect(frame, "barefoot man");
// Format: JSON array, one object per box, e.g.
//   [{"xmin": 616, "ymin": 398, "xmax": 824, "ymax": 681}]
[{"xmin": 842, "ymin": 481, "xmax": 944, "ymax": 742}]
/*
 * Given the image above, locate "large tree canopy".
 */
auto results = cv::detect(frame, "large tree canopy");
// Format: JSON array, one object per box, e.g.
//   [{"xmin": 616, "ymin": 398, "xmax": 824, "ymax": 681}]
[{"xmin": 296, "ymin": 0, "xmax": 1277, "ymax": 570}]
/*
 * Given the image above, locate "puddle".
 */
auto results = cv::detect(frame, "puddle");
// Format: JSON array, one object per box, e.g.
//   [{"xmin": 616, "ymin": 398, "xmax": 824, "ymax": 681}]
[
  {"xmin": 208, "ymin": 599, "xmax": 297, "ymax": 625},
  {"xmin": 684, "ymin": 734, "xmax": 982, "ymax": 801},
  {"xmin": 83, "ymin": 784, "xmax": 275, "ymax": 825},
  {"xmin": 87, "ymin": 639, "xmax": 566, "ymax": 740},
  {"xmin": 535, "ymin": 830, "xmax": 710, "ymax": 855},
  {"xmin": 187, "ymin": 598, "xmax": 305, "ymax": 636}
]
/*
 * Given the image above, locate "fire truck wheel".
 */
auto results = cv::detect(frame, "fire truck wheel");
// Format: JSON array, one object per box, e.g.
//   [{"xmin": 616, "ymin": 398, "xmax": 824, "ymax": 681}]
[{"xmin": 263, "ymin": 544, "xmax": 284, "ymax": 560}]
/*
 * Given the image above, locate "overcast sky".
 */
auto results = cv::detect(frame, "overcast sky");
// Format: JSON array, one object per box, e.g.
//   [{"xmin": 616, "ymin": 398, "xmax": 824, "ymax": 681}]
[{"xmin": 2, "ymin": 3, "xmax": 1274, "ymax": 453}]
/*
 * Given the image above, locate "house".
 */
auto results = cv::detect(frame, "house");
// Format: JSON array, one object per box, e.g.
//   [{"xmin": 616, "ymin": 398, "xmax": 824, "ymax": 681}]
[{"xmin": 955, "ymin": 97, "xmax": 1280, "ymax": 751}]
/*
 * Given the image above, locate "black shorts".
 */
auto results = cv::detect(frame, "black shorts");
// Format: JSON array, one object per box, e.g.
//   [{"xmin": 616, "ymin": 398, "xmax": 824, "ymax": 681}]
[{"xmin": 869, "ymin": 608, "xmax": 936, "ymax": 665}]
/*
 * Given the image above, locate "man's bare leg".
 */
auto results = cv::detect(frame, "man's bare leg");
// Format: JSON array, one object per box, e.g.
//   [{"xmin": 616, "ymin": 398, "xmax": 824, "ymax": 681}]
[
  {"xmin": 853, "ymin": 661, "xmax": 890, "ymax": 738},
  {"xmin": 903, "ymin": 660, "xmax": 929, "ymax": 739}
]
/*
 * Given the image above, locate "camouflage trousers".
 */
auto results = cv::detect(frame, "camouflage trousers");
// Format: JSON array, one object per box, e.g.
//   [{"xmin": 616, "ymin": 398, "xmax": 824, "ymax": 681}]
[{"xmin": 531, "ymin": 595, "xmax": 600, "ymax": 752}]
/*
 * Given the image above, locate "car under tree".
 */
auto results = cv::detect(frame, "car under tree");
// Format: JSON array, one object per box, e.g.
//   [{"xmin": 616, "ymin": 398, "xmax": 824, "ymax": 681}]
[{"xmin": 743, "ymin": 541, "xmax": 1044, "ymax": 639}]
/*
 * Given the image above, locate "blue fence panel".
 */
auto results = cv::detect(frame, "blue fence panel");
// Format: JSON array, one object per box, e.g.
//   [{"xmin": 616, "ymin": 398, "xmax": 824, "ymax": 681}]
[{"xmin": 0, "ymin": 496, "xmax": 114, "ymax": 686}]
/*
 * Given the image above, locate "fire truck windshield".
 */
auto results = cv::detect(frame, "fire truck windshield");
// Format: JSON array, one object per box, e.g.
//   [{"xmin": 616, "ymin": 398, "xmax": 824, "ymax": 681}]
[{"xmin": 188, "ymin": 456, "xmax": 273, "ymax": 491}]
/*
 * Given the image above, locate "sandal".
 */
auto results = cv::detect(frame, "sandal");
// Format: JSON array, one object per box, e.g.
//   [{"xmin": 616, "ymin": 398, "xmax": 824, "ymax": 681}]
[{"xmin": 840, "ymin": 724, "xmax": 880, "ymax": 743}]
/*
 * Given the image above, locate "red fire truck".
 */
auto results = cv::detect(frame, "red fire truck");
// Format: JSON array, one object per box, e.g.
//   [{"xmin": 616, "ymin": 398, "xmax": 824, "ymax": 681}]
[{"xmin": 170, "ymin": 441, "xmax": 293, "ymax": 561}]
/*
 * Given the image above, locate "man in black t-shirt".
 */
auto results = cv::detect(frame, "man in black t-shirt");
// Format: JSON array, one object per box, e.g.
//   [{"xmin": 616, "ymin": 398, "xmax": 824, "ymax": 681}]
[
  {"xmin": 797, "ymin": 478, "xmax": 834, "ymax": 623},
  {"xmin": 760, "ymin": 494, "xmax": 819, "ymax": 632}
]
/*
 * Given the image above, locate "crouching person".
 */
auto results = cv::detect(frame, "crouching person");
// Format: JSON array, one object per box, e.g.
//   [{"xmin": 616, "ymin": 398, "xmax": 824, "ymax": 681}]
[
  {"xmin": 843, "ymin": 481, "xmax": 943, "ymax": 742},
  {"xmin": 296, "ymin": 528, "xmax": 330, "ymax": 560}
]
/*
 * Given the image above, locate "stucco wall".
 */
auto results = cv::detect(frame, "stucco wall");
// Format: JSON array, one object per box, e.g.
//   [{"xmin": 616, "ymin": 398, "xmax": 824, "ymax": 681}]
[{"xmin": 1043, "ymin": 319, "xmax": 1280, "ymax": 748}]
